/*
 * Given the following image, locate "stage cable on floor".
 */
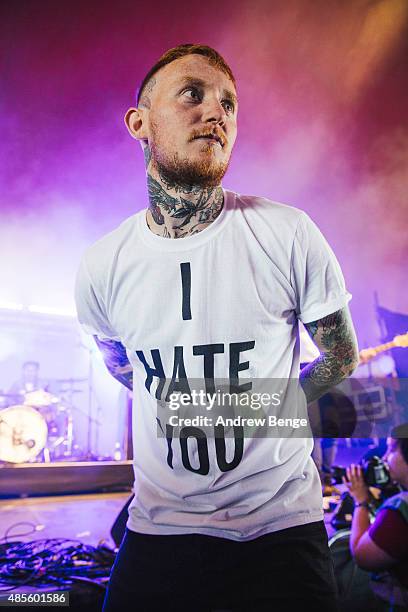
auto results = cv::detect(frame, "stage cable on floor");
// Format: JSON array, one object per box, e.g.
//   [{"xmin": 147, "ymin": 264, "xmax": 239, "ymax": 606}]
[{"xmin": 0, "ymin": 525, "xmax": 116, "ymax": 592}]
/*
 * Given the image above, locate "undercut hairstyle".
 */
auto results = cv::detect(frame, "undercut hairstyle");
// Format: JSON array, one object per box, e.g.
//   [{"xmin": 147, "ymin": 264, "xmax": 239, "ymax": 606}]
[
  {"xmin": 391, "ymin": 423, "xmax": 408, "ymax": 464},
  {"xmin": 136, "ymin": 43, "xmax": 236, "ymax": 108}
]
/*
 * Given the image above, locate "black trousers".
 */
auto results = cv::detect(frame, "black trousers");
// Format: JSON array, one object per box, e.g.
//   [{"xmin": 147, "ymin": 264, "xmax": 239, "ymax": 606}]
[{"xmin": 102, "ymin": 520, "xmax": 339, "ymax": 612}]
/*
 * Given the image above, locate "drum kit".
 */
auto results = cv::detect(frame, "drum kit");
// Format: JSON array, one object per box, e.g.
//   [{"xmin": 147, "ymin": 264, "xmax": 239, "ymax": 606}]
[{"xmin": 0, "ymin": 380, "xmax": 86, "ymax": 464}]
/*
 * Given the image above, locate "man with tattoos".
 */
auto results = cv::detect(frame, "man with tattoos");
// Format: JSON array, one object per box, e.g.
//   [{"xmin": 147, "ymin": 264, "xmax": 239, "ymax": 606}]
[{"xmin": 75, "ymin": 44, "xmax": 359, "ymax": 611}]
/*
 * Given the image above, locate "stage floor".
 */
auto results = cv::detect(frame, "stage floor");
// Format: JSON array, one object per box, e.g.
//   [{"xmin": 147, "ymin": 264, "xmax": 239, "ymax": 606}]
[{"xmin": 0, "ymin": 490, "xmax": 130, "ymax": 550}]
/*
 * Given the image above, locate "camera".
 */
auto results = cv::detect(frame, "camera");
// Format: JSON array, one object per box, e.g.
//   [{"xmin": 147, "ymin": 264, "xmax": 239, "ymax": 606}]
[{"xmin": 331, "ymin": 455, "xmax": 391, "ymax": 488}]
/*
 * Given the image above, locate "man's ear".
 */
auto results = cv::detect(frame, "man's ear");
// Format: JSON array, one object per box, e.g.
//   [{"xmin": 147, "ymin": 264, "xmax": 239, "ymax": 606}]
[{"xmin": 124, "ymin": 107, "xmax": 148, "ymax": 140}]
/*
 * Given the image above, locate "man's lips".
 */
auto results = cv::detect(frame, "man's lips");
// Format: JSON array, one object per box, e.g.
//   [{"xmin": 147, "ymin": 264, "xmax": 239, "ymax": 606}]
[{"xmin": 192, "ymin": 134, "xmax": 225, "ymax": 147}]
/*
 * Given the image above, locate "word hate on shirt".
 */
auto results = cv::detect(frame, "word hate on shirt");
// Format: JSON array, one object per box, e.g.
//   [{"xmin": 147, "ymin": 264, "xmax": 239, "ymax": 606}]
[{"xmin": 135, "ymin": 340, "xmax": 256, "ymax": 399}]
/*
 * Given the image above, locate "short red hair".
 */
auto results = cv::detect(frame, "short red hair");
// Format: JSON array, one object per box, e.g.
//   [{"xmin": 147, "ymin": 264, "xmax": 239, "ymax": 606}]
[{"xmin": 136, "ymin": 43, "xmax": 236, "ymax": 106}]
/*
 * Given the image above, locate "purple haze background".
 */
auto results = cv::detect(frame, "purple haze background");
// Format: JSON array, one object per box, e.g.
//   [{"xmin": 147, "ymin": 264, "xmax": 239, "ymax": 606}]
[{"xmin": 1, "ymin": 0, "xmax": 408, "ymax": 348}]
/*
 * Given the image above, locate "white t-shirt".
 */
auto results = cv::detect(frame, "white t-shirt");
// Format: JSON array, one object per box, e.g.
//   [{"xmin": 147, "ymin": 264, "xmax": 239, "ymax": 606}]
[{"xmin": 75, "ymin": 189, "xmax": 351, "ymax": 541}]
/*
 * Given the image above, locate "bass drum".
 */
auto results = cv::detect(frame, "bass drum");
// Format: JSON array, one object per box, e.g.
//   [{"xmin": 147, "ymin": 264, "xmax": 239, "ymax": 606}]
[
  {"xmin": 329, "ymin": 529, "xmax": 387, "ymax": 611},
  {"xmin": 0, "ymin": 405, "xmax": 48, "ymax": 463}
]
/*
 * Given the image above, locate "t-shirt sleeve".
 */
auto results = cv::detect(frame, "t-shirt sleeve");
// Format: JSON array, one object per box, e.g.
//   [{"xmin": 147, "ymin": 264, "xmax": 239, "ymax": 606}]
[
  {"xmin": 369, "ymin": 508, "xmax": 408, "ymax": 561},
  {"xmin": 291, "ymin": 212, "xmax": 352, "ymax": 324},
  {"xmin": 74, "ymin": 255, "xmax": 120, "ymax": 341}
]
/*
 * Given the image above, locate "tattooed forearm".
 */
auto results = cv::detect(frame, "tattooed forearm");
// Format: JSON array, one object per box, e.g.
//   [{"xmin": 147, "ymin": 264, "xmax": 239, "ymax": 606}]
[
  {"xmin": 93, "ymin": 336, "xmax": 133, "ymax": 391},
  {"xmin": 300, "ymin": 307, "xmax": 359, "ymax": 403}
]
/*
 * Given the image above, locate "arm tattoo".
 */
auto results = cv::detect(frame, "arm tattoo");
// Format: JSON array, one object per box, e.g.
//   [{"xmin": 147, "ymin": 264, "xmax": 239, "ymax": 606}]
[
  {"xmin": 93, "ymin": 336, "xmax": 133, "ymax": 391},
  {"xmin": 300, "ymin": 307, "xmax": 359, "ymax": 403}
]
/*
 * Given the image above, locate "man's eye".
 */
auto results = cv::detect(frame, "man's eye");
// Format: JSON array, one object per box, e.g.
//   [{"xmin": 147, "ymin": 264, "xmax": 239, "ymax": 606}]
[
  {"xmin": 182, "ymin": 88, "xmax": 201, "ymax": 101},
  {"xmin": 222, "ymin": 100, "xmax": 235, "ymax": 113}
]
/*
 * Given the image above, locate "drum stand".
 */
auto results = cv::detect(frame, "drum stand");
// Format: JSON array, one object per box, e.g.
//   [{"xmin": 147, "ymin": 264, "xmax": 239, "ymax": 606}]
[{"xmin": 77, "ymin": 341, "xmax": 102, "ymax": 460}]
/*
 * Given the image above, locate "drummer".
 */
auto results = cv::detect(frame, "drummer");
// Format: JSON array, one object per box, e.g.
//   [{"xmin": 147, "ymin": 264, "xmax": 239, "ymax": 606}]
[{"xmin": 8, "ymin": 361, "xmax": 51, "ymax": 398}]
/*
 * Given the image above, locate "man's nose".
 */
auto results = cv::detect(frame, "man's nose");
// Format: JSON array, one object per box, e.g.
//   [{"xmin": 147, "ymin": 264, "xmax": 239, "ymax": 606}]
[{"xmin": 201, "ymin": 95, "xmax": 227, "ymax": 125}]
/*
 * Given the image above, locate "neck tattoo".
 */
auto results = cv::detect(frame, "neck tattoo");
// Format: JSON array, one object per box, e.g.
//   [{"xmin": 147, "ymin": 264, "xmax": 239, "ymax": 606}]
[{"xmin": 143, "ymin": 144, "xmax": 224, "ymax": 239}]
